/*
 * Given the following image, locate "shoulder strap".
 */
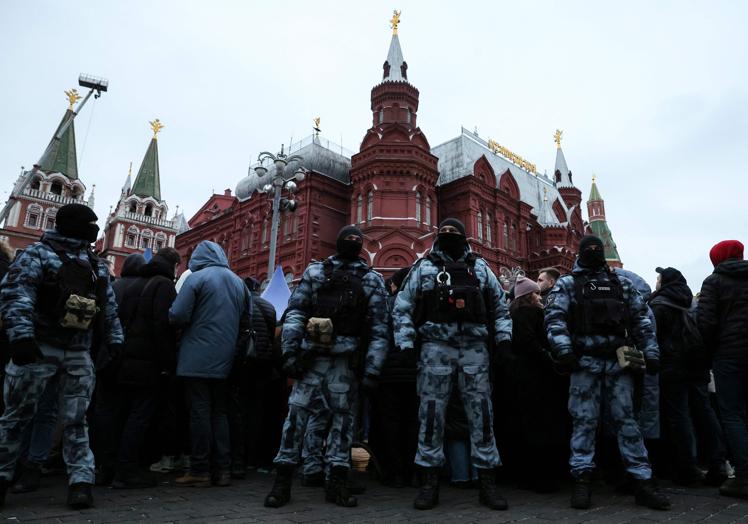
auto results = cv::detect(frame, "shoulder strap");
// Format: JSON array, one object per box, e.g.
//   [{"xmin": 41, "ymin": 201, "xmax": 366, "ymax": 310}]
[{"xmin": 650, "ymin": 296, "xmax": 689, "ymax": 311}]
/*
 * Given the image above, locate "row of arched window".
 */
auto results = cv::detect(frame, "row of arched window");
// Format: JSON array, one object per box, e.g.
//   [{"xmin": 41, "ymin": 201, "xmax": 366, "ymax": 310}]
[
  {"xmin": 239, "ymin": 212, "xmax": 299, "ymax": 257},
  {"xmin": 475, "ymin": 210, "xmax": 518, "ymax": 252},
  {"xmin": 415, "ymin": 191, "xmax": 432, "ymax": 225},
  {"xmin": 24, "ymin": 204, "xmax": 56, "ymax": 231},
  {"xmin": 355, "ymin": 192, "xmax": 374, "ymax": 224},
  {"xmin": 125, "ymin": 226, "xmax": 167, "ymax": 251}
]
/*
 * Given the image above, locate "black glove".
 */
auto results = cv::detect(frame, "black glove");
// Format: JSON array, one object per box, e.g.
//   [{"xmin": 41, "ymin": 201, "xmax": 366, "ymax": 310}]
[
  {"xmin": 281, "ymin": 353, "xmax": 305, "ymax": 380},
  {"xmin": 9, "ymin": 338, "xmax": 41, "ymax": 366},
  {"xmin": 645, "ymin": 358, "xmax": 661, "ymax": 376},
  {"xmin": 361, "ymin": 374, "xmax": 379, "ymax": 395},
  {"xmin": 554, "ymin": 352, "xmax": 578, "ymax": 373}
]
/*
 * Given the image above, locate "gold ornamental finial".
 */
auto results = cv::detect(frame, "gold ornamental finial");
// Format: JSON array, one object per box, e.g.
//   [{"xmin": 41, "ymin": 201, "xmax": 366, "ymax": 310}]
[
  {"xmin": 553, "ymin": 129, "xmax": 563, "ymax": 149},
  {"xmin": 390, "ymin": 10, "xmax": 401, "ymax": 35},
  {"xmin": 65, "ymin": 88, "xmax": 81, "ymax": 110},
  {"xmin": 150, "ymin": 118, "xmax": 165, "ymax": 138},
  {"xmin": 592, "ymin": 173, "xmax": 597, "ymax": 184},
  {"xmin": 313, "ymin": 116, "xmax": 321, "ymax": 136}
]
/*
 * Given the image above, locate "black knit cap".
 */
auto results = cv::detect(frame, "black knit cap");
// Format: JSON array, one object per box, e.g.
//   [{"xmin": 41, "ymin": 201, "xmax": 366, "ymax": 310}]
[
  {"xmin": 656, "ymin": 266, "xmax": 687, "ymax": 286},
  {"xmin": 438, "ymin": 218, "xmax": 466, "ymax": 236},
  {"xmin": 55, "ymin": 203, "xmax": 98, "ymax": 239},
  {"xmin": 337, "ymin": 225, "xmax": 363, "ymax": 243},
  {"xmin": 579, "ymin": 235, "xmax": 603, "ymax": 252}
]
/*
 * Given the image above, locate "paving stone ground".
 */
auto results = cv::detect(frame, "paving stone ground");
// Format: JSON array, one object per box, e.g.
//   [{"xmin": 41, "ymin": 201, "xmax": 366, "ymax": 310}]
[{"xmin": 2, "ymin": 470, "xmax": 747, "ymax": 523}]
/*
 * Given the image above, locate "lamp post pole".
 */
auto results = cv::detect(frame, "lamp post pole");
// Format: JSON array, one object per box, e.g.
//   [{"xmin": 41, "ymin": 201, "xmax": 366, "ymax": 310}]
[{"xmin": 255, "ymin": 145, "xmax": 306, "ymax": 279}]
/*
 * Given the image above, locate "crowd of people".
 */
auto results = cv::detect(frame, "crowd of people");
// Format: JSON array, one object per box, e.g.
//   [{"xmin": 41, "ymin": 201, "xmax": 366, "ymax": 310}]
[{"xmin": 0, "ymin": 202, "xmax": 746, "ymax": 514}]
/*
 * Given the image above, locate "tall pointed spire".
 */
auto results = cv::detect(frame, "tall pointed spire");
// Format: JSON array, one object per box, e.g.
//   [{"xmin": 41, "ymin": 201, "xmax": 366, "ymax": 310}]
[
  {"xmin": 121, "ymin": 162, "xmax": 133, "ymax": 195},
  {"xmin": 537, "ymin": 186, "xmax": 561, "ymax": 227},
  {"xmin": 382, "ymin": 10, "xmax": 408, "ymax": 82},
  {"xmin": 553, "ymin": 129, "xmax": 573, "ymax": 187},
  {"xmin": 586, "ymin": 176, "xmax": 621, "ymax": 266},
  {"xmin": 36, "ymin": 89, "xmax": 80, "ymax": 179},
  {"xmin": 131, "ymin": 120, "xmax": 163, "ymax": 201}
]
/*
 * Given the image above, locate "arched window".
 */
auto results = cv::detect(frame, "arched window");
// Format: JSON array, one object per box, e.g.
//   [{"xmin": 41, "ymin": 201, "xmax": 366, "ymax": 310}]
[
  {"xmin": 356, "ymin": 194, "xmax": 363, "ymax": 224},
  {"xmin": 283, "ymin": 211, "xmax": 292, "ymax": 237},
  {"xmin": 30, "ymin": 176, "xmax": 41, "ymax": 190},
  {"xmin": 503, "ymin": 223, "xmax": 509, "ymax": 249},
  {"xmin": 510, "ymin": 224, "xmax": 517, "ymax": 252},
  {"xmin": 415, "ymin": 191, "xmax": 421, "ymax": 223},
  {"xmin": 486, "ymin": 213, "xmax": 493, "ymax": 247},
  {"xmin": 367, "ymin": 190, "xmax": 373, "ymax": 222},
  {"xmin": 126, "ymin": 226, "xmax": 138, "ymax": 248},
  {"xmin": 50, "ymin": 181, "xmax": 63, "ymax": 196},
  {"xmin": 141, "ymin": 230, "xmax": 153, "ymax": 250},
  {"xmin": 426, "ymin": 197, "xmax": 432, "ymax": 226},
  {"xmin": 378, "ymin": 108, "xmax": 384, "ymax": 123},
  {"xmin": 144, "ymin": 204, "xmax": 153, "ymax": 217},
  {"xmin": 25, "ymin": 204, "xmax": 42, "ymax": 229},
  {"xmin": 406, "ymin": 108, "xmax": 412, "ymax": 124},
  {"xmin": 129, "ymin": 201, "xmax": 137, "ymax": 213},
  {"xmin": 44, "ymin": 208, "xmax": 57, "ymax": 231},
  {"xmin": 155, "ymin": 233, "xmax": 167, "ymax": 251},
  {"xmin": 240, "ymin": 225, "xmax": 251, "ymax": 253},
  {"xmin": 477, "ymin": 211, "xmax": 483, "ymax": 242}
]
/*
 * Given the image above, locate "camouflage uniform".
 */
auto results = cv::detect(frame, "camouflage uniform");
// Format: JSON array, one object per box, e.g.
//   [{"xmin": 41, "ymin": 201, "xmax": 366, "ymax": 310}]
[
  {"xmin": 274, "ymin": 255, "xmax": 388, "ymax": 469},
  {"xmin": 301, "ymin": 407, "xmax": 329, "ymax": 476},
  {"xmin": 545, "ymin": 263, "xmax": 659, "ymax": 480},
  {"xmin": 0, "ymin": 231, "xmax": 123, "ymax": 485},
  {"xmin": 393, "ymin": 244, "xmax": 512, "ymax": 469}
]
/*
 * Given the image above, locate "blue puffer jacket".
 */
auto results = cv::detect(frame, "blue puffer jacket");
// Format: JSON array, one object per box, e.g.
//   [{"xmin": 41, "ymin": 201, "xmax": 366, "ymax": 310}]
[
  {"xmin": 0, "ymin": 230, "xmax": 123, "ymax": 350},
  {"xmin": 169, "ymin": 241, "xmax": 250, "ymax": 379}
]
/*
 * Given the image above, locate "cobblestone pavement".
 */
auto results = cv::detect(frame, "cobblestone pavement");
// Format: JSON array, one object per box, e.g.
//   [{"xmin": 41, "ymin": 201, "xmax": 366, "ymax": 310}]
[{"xmin": 1, "ymin": 470, "xmax": 748, "ymax": 523}]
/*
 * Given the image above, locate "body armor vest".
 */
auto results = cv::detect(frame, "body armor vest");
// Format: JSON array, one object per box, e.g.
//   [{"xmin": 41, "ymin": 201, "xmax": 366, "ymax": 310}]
[
  {"xmin": 37, "ymin": 239, "xmax": 101, "ymax": 332},
  {"xmin": 311, "ymin": 260, "xmax": 368, "ymax": 337},
  {"xmin": 420, "ymin": 254, "xmax": 487, "ymax": 325},
  {"xmin": 572, "ymin": 270, "xmax": 628, "ymax": 339}
]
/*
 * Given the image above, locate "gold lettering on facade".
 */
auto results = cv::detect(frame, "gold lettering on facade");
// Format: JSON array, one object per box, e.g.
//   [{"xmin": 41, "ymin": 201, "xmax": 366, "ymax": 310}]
[{"xmin": 487, "ymin": 138, "xmax": 537, "ymax": 174}]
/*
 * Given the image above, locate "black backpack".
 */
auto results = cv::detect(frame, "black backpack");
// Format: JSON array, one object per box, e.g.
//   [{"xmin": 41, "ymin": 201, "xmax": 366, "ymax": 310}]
[{"xmin": 650, "ymin": 296, "xmax": 706, "ymax": 359}]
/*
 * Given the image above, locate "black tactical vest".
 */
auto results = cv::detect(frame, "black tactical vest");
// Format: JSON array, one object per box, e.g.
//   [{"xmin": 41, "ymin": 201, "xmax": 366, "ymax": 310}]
[
  {"xmin": 572, "ymin": 270, "xmax": 628, "ymax": 338},
  {"xmin": 311, "ymin": 260, "xmax": 369, "ymax": 337},
  {"xmin": 419, "ymin": 253, "xmax": 488, "ymax": 325}
]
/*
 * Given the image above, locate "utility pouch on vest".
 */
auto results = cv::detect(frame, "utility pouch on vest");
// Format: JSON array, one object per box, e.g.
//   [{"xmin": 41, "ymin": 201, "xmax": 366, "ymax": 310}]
[
  {"xmin": 60, "ymin": 294, "xmax": 98, "ymax": 330},
  {"xmin": 306, "ymin": 317, "xmax": 334, "ymax": 349},
  {"xmin": 616, "ymin": 345, "xmax": 645, "ymax": 372}
]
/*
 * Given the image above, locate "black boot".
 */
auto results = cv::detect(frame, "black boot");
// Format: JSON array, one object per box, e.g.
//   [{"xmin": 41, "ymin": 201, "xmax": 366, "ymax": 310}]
[
  {"xmin": 264, "ymin": 465, "xmax": 294, "ymax": 508},
  {"xmin": 325, "ymin": 466, "xmax": 357, "ymax": 507},
  {"xmin": 413, "ymin": 467, "xmax": 439, "ymax": 510},
  {"xmin": 477, "ymin": 468, "xmax": 508, "ymax": 510},
  {"xmin": 634, "ymin": 478, "xmax": 671, "ymax": 510},
  {"xmin": 67, "ymin": 482, "xmax": 94, "ymax": 510},
  {"xmin": 570, "ymin": 472, "xmax": 592, "ymax": 509},
  {"xmin": 11, "ymin": 463, "xmax": 41, "ymax": 494}
]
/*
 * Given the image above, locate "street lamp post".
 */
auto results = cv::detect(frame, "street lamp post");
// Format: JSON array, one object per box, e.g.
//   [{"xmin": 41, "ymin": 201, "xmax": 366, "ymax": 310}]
[{"xmin": 254, "ymin": 145, "xmax": 306, "ymax": 279}]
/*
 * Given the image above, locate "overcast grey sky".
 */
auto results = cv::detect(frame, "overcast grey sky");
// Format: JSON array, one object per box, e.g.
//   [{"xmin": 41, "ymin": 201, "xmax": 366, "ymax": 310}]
[{"xmin": 2, "ymin": 1, "xmax": 746, "ymax": 289}]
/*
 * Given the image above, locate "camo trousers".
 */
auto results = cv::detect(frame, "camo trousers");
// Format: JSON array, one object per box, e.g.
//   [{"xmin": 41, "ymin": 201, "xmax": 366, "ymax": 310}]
[
  {"xmin": 415, "ymin": 339, "xmax": 500, "ymax": 469},
  {"xmin": 275, "ymin": 355, "xmax": 355, "ymax": 470},
  {"xmin": 0, "ymin": 344, "xmax": 96, "ymax": 484},
  {"xmin": 301, "ymin": 407, "xmax": 330, "ymax": 476},
  {"xmin": 568, "ymin": 359, "xmax": 652, "ymax": 480}
]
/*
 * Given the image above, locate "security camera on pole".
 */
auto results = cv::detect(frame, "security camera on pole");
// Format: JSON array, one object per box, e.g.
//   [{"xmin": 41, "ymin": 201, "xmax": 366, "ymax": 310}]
[{"xmin": 254, "ymin": 144, "xmax": 306, "ymax": 278}]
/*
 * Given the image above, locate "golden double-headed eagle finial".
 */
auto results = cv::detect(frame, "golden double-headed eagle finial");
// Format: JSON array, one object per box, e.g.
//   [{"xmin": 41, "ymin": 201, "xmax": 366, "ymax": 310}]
[
  {"xmin": 150, "ymin": 118, "xmax": 165, "ymax": 138},
  {"xmin": 390, "ymin": 10, "xmax": 401, "ymax": 35},
  {"xmin": 553, "ymin": 129, "xmax": 563, "ymax": 149},
  {"xmin": 65, "ymin": 89, "xmax": 81, "ymax": 110}
]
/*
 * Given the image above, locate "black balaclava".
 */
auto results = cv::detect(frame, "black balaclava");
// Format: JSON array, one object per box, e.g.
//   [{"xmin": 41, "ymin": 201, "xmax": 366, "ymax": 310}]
[
  {"xmin": 336, "ymin": 225, "xmax": 363, "ymax": 260},
  {"xmin": 55, "ymin": 203, "xmax": 99, "ymax": 243},
  {"xmin": 437, "ymin": 218, "xmax": 467, "ymax": 260},
  {"xmin": 577, "ymin": 235, "xmax": 606, "ymax": 269}
]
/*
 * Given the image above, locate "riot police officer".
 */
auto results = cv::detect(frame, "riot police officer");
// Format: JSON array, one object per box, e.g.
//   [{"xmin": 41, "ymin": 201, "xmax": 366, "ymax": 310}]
[
  {"xmin": 264, "ymin": 225, "xmax": 388, "ymax": 508},
  {"xmin": 545, "ymin": 235, "xmax": 671, "ymax": 510},
  {"xmin": 393, "ymin": 218, "xmax": 512, "ymax": 511}
]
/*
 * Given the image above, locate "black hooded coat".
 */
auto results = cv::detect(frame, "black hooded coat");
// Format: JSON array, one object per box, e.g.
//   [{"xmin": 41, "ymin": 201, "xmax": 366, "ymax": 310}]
[{"xmin": 698, "ymin": 259, "xmax": 748, "ymax": 359}]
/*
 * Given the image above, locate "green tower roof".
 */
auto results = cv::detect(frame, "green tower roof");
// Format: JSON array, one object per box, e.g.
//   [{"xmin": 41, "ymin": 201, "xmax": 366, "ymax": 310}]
[
  {"xmin": 37, "ymin": 109, "xmax": 78, "ymax": 179},
  {"xmin": 589, "ymin": 219, "xmax": 621, "ymax": 262},
  {"xmin": 589, "ymin": 176, "xmax": 602, "ymax": 201},
  {"xmin": 131, "ymin": 137, "xmax": 161, "ymax": 201}
]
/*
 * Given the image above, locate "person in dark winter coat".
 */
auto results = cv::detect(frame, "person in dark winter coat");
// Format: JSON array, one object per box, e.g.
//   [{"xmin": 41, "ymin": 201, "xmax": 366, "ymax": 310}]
[
  {"xmin": 649, "ymin": 266, "xmax": 727, "ymax": 487},
  {"xmin": 169, "ymin": 241, "xmax": 251, "ymax": 487},
  {"xmin": 374, "ymin": 267, "xmax": 418, "ymax": 488},
  {"xmin": 0, "ymin": 239, "xmax": 13, "ymax": 410},
  {"xmin": 698, "ymin": 240, "xmax": 748, "ymax": 499},
  {"xmin": 95, "ymin": 248, "xmax": 180, "ymax": 488},
  {"xmin": 508, "ymin": 277, "xmax": 569, "ymax": 493},
  {"xmin": 112, "ymin": 254, "xmax": 146, "ymax": 304}
]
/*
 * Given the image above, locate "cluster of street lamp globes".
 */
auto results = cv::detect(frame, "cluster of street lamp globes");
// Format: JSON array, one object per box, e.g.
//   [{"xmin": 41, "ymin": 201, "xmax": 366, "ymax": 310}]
[{"xmin": 253, "ymin": 145, "xmax": 307, "ymax": 275}]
